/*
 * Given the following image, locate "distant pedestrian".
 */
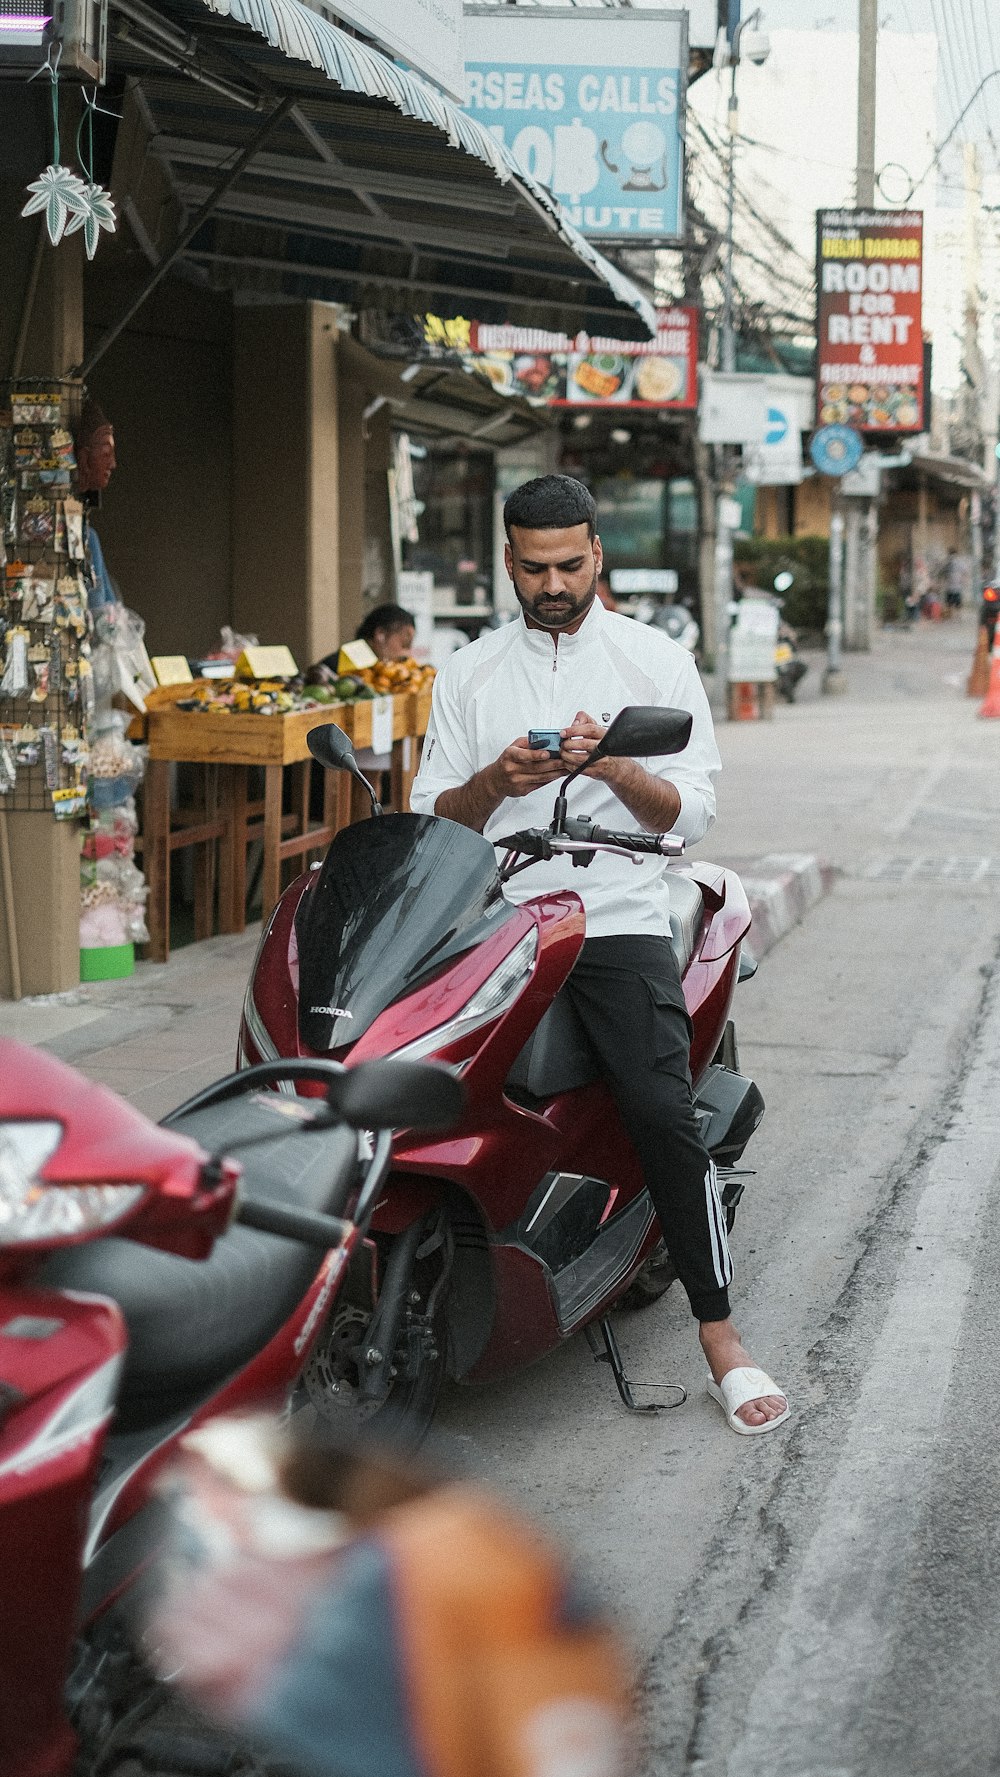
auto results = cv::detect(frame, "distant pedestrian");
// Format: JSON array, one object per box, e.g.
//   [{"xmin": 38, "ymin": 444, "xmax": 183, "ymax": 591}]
[
  {"xmin": 898, "ymin": 557, "xmax": 919, "ymax": 625},
  {"xmin": 944, "ymin": 549, "xmax": 964, "ymax": 614}
]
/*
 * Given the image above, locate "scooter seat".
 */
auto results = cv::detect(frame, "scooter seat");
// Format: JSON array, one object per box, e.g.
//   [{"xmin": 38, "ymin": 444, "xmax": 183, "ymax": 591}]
[
  {"xmin": 667, "ymin": 872, "xmax": 706, "ymax": 971},
  {"xmin": 34, "ymin": 1093, "xmax": 358, "ymax": 1432}
]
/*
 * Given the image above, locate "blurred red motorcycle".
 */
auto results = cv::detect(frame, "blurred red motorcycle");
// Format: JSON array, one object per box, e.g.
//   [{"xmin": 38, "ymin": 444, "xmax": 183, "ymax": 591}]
[{"xmin": 0, "ymin": 1039, "xmax": 456, "ymax": 1775}]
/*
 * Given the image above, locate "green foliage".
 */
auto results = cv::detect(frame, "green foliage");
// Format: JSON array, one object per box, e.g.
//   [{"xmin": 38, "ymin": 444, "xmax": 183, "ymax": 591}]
[{"xmin": 732, "ymin": 536, "xmax": 829, "ymax": 635}]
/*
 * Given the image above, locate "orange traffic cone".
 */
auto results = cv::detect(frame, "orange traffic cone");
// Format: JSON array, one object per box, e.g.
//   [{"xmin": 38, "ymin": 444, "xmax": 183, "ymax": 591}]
[
  {"xmin": 728, "ymin": 681, "xmax": 760, "ymax": 721},
  {"xmin": 978, "ymin": 627, "xmax": 1000, "ymax": 718},
  {"xmin": 967, "ymin": 626, "xmax": 991, "ymax": 698}
]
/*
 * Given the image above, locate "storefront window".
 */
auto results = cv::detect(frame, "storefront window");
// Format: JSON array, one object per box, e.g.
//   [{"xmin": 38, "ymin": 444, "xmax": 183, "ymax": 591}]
[
  {"xmin": 593, "ymin": 479, "xmax": 667, "ymax": 570},
  {"xmin": 667, "ymin": 478, "xmax": 698, "ymax": 537},
  {"xmin": 404, "ymin": 447, "xmax": 495, "ymax": 595}
]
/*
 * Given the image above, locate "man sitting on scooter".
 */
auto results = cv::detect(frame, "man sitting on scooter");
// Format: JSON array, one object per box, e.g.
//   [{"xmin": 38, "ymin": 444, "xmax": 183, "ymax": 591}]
[{"xmin": 410, "ymin": 475, "xmax": 788, "ymax": 1435}]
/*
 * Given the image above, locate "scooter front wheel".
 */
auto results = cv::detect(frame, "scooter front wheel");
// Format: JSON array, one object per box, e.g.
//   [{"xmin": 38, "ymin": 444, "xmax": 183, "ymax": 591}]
[{"xmin": 297, "ymin": 1231, "xmax": 448, "ymax": 1444}]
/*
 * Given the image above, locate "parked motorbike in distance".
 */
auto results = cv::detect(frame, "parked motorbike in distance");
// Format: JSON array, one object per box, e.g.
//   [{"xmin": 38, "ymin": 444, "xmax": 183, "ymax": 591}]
[
  {"xmin": 772, "ymin": 572, "xmax": 808, "ymax": 702},
  {"xmin": 632, "ymin": 593, "xmax": 701, "ymax": 654},
  {"xmin": 0, "ymin": 1040, "xmax": 460, "ymax": 1777},
  {"xmin": 242, "ymin": 708, "xmax": 764, "ymax": 1441}
]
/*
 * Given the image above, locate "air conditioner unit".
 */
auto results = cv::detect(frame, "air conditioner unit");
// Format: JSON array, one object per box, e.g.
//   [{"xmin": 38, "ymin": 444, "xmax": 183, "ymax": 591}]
[{"xmin": 0, "ymin": 0, "xmax": 106, "ymax": 81}]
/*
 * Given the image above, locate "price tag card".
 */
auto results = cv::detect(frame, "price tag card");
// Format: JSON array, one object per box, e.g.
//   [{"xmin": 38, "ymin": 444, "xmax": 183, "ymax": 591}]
[
  {"xmin": 151, "ymin": 655, "xmax": 194, "ymax": 686},
  {"xmin": 337, "ymin": 639, "xmax": 378, "ymax": 674},
  {"xmin": 235, "ymin": 645, "xmax": 299, "ymax": 680},
  {"xmin": 371, "ymin": 694, "xmax": 393, "ymax": 756}
]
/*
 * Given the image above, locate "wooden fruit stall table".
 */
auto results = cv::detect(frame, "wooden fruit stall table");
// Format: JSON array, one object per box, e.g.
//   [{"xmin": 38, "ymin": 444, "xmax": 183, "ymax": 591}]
[{"xmin": 142, "ymin": 691, "xmax": 429, "ymax": 962}]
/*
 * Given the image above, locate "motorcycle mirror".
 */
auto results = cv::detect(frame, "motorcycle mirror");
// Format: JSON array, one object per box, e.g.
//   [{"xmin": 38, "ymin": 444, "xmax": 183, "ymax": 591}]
[
  {"xmin": 329, "ymin": 1058, "xmax": 464, "ymax": 1132},
  {"xmin": 594, "ymin": 705, "xmax": 693, "ymax": 760},
  {"xmin": 307, "ymin": 722, "xmax": 358, "ymax": 771},
  {"xmin": 307, "ymin": 722, "xmax": 382, "ymax": 816},
  {"xmin": 773, "ymin": 571, "xmax": 795, "ymax": 593},
  {"xmin": 551, "ymin": 706, "xmax": 692, "ymax": 833}
]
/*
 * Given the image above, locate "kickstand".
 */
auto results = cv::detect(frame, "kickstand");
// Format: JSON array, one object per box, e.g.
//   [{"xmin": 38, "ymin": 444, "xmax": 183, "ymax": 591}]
[{"xmin": 585, "ymin": 1317, "xmax": 687, "ymax": 1414}]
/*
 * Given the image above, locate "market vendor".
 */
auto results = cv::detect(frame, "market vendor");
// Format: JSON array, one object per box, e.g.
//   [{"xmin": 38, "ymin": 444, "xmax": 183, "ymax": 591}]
[
  {"xmin": 76, "ymin": 400, "xmax": 118, "ymax": 612},
  {"xmin": 308, "ymin": 603, "xmax": 415, "ymax": 683}
]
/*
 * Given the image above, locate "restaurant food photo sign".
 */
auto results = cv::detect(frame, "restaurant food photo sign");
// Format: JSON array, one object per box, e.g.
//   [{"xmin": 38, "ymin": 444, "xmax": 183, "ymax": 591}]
[
  {"xmin": 463, "ymin": 6, "xmax": 686, "ymax": 242},
  {"xmin": 815, "ymin": 208, "xmax": 925, "ymax": 433},
  {"xmin": 421, "ymin": 308, "xmax": 698, "ymax": 408}
]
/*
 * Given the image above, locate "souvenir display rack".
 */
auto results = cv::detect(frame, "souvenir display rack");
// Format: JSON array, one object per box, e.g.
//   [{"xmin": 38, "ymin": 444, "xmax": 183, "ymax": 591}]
[{"xmin": 0, "ymin": 379, "xmax": 91, "ymax": 817}]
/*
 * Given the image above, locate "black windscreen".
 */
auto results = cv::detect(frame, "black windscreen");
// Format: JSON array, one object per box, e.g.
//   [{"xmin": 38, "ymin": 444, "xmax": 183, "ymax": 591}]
[{"xmin": 296, "ymin": 814, "xmax": 514, "ymax": 1053}]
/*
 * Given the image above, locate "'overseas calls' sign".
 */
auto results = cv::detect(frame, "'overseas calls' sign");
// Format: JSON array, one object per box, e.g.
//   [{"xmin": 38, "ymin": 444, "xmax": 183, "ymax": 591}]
[{"xmin": 463, "ymin": 7, "xmax": 686, "ymax": 243}]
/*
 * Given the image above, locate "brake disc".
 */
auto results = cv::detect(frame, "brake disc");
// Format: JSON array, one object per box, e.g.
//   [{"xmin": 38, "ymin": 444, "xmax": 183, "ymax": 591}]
[{"xmin": 301, "ymin": 1300, "xmax": 372, "ymax": 1420}]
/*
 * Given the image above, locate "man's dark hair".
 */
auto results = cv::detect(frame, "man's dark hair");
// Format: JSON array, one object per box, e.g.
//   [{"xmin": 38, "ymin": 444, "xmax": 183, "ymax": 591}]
[
  {"xmin": 356, "ymin": 603, "xmax": 415, "ymax": 644},
  {"xmin": 503, "ymin": 474, "xmax": 596, "ymax": 541}
]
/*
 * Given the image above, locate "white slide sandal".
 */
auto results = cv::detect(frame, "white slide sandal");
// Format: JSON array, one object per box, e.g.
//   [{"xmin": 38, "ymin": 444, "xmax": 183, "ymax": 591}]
[{"xmin": 707, "ymin": 1366, "xmax": 790, "ymax": 1436}]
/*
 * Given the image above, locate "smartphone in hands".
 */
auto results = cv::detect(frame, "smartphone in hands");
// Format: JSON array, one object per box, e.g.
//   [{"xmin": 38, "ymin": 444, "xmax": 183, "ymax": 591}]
[{"xmin": 527, "ymin": 729, "xmax": 562, "ymax": 757}]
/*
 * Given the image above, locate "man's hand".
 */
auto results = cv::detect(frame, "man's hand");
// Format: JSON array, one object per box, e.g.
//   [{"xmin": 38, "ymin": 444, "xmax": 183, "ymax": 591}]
[
  {"xmin": 560, "ymin": 709, "xmax": 682, "ymax": 833},
  {"xmin": 495, "ymin": 738, "xmax": 566, "ymax": 798},
  {"xmin": 433, "ymin": 737, "xmax": 563, "ymax": 832},
  {"xmin": 559, "ymin": 711, "xmax": 621, "ymax": 783}
]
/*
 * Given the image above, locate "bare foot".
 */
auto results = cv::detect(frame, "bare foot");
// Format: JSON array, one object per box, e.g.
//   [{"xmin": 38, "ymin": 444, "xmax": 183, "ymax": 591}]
[{"xmin": 699, "ymin": 1317, "xmax": 787, "ymax": 1429}]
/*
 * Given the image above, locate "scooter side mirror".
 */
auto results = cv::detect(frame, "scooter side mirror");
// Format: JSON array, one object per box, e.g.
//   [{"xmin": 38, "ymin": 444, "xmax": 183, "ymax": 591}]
[
  {"xmin": 329, "ymin": 1058, "xmax": 464, "ymax": 1132},
  {"xmin": 594, "ymin": 705, "xmax": 693, "ymax": 761},
  {"xmin": 307, "ymin": 721, "xmax": 382, "ymax": 816},
  {"xmin": 307, "ymin": 722, "xmax": 357, "ymax": 771},
  {"xmin": 551, "ymin": 706, "xmax": 693, "ymax": 833}
]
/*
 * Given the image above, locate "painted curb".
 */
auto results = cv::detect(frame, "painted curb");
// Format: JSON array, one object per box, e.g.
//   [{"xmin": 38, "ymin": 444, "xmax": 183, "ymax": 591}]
[{"xmin": 731, "ymin": 853, "xmax": 836, "ymax": 961}]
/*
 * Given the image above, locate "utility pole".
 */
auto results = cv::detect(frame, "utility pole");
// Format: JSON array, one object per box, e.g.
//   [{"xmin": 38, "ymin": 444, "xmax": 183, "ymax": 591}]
[
  {"xmin": 961, "ymin": 143, "xmax": 985, "ymax": 597},
  {"xmin": 713, "ymin": 47, "xmax": 741, "ymax": 706},
  {"xmin": 721, "ymin": 54, "xmax": 739, "ymax": 375},
  {"xmin": 842, "ymin": 0, "xmax": 879, "ymax": 655},
  {"xmin": 856, "ymin": 0, "xmax": 878, "ymax": 208},
  {"xmin": 713, "ymin": 10, "xmax": 771, "ymax": 706}
]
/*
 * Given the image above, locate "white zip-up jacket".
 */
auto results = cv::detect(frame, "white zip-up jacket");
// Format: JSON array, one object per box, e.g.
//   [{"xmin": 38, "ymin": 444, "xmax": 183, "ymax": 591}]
[{"xmin": 409, "ymin": 599, "xmax": 721, "ymax": 939}]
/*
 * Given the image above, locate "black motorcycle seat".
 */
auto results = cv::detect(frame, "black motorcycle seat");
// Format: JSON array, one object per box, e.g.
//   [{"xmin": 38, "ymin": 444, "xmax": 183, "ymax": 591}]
[
  {"xmin": 666, "ymin": 873, "xmax": 706, "ymax": 971},
  {"xmin": 506, "ymin": 876, "xmax": 706, "ymax": 1102},
  {"xmin": 34, "ymin": 1092, "xmax": 357, "ymax": 1432}
]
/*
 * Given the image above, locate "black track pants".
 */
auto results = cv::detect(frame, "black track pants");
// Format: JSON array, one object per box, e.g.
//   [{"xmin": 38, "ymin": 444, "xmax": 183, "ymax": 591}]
[{"xmin": 562, "ymin": 934, "xmax": 732, "ymax": 1323}]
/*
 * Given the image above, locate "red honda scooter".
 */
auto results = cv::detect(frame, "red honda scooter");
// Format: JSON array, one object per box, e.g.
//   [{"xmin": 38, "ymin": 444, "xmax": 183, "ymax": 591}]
[
  {"xmin": 0, "ymin": 1039, "xmax": 458, "ymax": 1777},
  {"xmin": 242, "ymin": 706, "xmax": 764, "ymax": 1433}
]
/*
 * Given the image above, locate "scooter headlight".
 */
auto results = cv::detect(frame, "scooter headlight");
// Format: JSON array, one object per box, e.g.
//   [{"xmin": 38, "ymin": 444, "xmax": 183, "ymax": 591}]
[
  {"xmin": 391, "ymin": 929, "xmax": 539, "ymax": 1064},
  {"xmin": 0, "ymin": 1122, "xmax": 145, "ymax": 1245}
]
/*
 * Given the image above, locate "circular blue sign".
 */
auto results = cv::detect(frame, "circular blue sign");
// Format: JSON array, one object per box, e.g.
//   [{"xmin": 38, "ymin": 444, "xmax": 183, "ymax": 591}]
[{"xmin": 810, "ymin": 424, "xmax": 864, "ymax": 477}]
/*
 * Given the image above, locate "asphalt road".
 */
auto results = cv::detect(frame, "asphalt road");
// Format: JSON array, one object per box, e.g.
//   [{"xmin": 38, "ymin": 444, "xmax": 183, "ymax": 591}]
[{"xmin": 431, "ymin": 611, "xmax": 1000, "ymax": 1776}]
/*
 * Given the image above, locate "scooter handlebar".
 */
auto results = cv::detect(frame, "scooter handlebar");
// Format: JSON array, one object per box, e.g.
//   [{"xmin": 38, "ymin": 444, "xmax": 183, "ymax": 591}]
[
  {"xmin": 234, "ymin": 1194, "xmax": 351, "ymax": 1248},
  {"xmin": 588, "ymin": 827, "xmax": 685, "ymax": 857}
]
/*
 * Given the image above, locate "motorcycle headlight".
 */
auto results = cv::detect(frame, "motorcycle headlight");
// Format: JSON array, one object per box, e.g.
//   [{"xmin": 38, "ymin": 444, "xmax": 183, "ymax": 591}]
[
  {"xmin": 391, "ymin": 929, "xmax": 538, "ymax": 1064},
  {"xmin": 0, "ymin": 1122, "xmax": 145, "ymax": 1245}
]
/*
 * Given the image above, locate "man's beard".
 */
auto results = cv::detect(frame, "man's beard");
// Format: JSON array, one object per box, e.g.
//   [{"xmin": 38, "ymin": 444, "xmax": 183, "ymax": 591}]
[{"xmin": 513, "ymin": 568, "xmax": 598, "ymax": 631}]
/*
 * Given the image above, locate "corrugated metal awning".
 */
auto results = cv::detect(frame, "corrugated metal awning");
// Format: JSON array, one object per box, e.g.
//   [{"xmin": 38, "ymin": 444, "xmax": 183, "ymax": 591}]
[{"xmin": 103, "ymin": 0, "xmax": 657, "ymax": 341}]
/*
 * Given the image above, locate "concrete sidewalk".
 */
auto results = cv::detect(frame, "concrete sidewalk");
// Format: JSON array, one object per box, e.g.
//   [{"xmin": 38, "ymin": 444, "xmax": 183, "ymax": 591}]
[{"xmin": 0, "ymin": 928, "xmax": 261, "ymax": 1121}]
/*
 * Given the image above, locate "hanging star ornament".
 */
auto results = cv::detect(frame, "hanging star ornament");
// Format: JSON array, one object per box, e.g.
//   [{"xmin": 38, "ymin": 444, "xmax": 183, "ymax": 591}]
[
  {"xmin": 21, "ymin": 164, "xmax": 87, "ymax": 246},
  {"xmin": 63, "ymin": 182, "xmax": 117, "ymax": 260}
]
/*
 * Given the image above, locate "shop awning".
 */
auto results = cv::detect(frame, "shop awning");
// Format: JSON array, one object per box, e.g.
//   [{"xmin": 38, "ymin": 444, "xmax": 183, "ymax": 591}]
[
  {"xmin": 338, "ymin": 335, "xmax": 552, "ymax": 449},
  {"xmin": 99, "ymin": 0, "xmax": 656, "ymax": 354},
  {"xmin": 897, "ymin": 450, "xmax": 991, "ymax": 492}
]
